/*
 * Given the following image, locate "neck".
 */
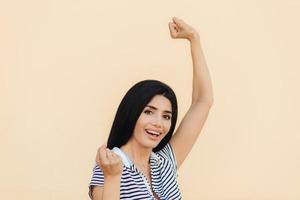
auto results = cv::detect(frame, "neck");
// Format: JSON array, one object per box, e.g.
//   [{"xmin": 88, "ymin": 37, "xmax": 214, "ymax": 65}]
[{"xmin": 120, "ymin": 140, "xmax": 152, "ymax": 167}]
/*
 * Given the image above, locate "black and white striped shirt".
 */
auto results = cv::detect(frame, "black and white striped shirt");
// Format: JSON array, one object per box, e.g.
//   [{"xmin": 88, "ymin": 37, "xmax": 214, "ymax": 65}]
[{"xmin": 88, "ymin": 143, "xmax": 182, "ymax": 199}]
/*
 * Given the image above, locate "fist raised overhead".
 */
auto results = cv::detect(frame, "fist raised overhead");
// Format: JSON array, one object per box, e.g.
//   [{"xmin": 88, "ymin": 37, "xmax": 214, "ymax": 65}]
[{"xmin": 168, "ymin": 17, "xmax": 199, "ymax": 41}]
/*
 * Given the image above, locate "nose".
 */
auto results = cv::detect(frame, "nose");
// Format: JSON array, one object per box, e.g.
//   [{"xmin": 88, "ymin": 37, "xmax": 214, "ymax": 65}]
[{"xmin": 152, "ymin": 115, "xmax": 163, "ymax": 128}]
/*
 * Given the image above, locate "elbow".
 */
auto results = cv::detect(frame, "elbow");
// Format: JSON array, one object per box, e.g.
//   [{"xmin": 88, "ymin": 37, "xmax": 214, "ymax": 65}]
[
  {"xmin": 208, "ymin": 97, "xmax": 214, "ymax": 106},
  {"xmin": 205, "ymin": 99, "xmax": 214, "ymax": 107}
]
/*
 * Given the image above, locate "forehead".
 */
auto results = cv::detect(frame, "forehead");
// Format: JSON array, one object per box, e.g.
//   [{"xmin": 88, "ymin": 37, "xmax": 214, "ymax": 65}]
[{"xmin": 146, "ymin": 95, "xmax": 172, "ymax": 111}]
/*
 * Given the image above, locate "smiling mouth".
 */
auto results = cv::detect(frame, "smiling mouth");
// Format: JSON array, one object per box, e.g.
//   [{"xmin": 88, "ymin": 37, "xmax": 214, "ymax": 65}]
[{"xmin": 145, "ymin": 129, "xmax": 161, "ymax": 137}]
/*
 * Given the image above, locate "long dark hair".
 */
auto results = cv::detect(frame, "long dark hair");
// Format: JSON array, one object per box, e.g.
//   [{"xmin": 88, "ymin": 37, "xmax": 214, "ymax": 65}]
[{"xmin": 107, "ymin": 79, "xmax": 178, "ymax": 152}]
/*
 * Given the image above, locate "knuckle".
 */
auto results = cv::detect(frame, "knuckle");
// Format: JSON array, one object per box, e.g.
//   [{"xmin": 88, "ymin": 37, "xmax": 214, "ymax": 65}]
[
  {"xmin": 102, "ymin": 159, "xmax": 109, "ymax": 165},
  {"xmin": 96, "ymin": 159, "xmax": 101, "ymax": 166}
]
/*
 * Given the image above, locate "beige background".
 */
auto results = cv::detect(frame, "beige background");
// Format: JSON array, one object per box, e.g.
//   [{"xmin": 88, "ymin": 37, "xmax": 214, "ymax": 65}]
[{"xmin": 1, "ymin": 0, "xmax": 300, "ymax": 199}]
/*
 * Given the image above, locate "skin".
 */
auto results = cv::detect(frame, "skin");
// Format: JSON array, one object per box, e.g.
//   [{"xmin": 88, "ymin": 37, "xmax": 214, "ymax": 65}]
[
  {"xmin": 121, "ymin": 94, "xmax": 172, "ymax": 165},
  {"xmin": 92, "ymin": 16, "xmax": 214, "ymax": 200},
  {"xmin": 120, "ymin": 95, "xmax": 172, "ymax": 199}
]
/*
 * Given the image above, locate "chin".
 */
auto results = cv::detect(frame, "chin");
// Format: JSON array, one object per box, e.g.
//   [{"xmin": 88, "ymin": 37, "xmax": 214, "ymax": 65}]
[{"xmin": 141, "ymin": 141, "xmax": 159, "ymax": 149}]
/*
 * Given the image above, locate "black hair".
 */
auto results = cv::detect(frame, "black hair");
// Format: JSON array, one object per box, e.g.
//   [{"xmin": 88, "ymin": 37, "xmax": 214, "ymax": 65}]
[{"xmin": 107, "ymin": 79, "xmax": 178, "ymax": 152}]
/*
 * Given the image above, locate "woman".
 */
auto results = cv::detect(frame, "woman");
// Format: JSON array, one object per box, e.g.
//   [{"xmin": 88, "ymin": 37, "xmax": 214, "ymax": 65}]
[{"xmin": 88, "ymin": 17, "xmax": 214, "ymax": 200}]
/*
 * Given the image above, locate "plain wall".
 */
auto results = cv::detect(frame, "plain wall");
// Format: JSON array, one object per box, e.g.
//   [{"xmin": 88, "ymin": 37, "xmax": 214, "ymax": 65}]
[{"xmin": 1, "ymin": 0, "xmax": 299, "ymax": 199}]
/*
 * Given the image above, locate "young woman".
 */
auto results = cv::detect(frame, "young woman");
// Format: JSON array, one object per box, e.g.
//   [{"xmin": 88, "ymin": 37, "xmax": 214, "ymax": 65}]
[{"xmin": 88, "ymin": 17, "xmax": 214, "ymax": 200}]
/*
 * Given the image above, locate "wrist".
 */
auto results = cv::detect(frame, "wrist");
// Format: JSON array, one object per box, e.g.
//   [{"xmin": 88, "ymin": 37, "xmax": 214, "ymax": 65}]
[{"xmin": 188, "ymin": 31, "xmax": 200, "ymax": 43}]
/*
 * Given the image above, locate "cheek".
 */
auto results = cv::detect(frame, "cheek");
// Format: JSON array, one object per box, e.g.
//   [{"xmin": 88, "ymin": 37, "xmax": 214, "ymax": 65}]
[
  {"xmin": 164, "ymin": 121, "xmax": 172, "ymax": 132},
  {"xmin": 134, "ymin": 116, "xmax": 148, "ymax": 134}
]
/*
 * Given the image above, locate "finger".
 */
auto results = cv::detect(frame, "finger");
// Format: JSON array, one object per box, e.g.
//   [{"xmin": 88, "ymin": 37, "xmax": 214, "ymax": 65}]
[
  {"xmin": 172, "ymin": 17, "xmax": 184, "ymax": 28},
  {"xmin": 110, "ymin": 151, "xmax": 117, "ymax": 158},
  {"xmin": 96, "ymin": 144, "xmax": 105, "ymax": 161},
  {"xmin": 109, "ymin": 152, "xmax": 118, "ymax": 163},
  {"xmin": 115, "ymin": 154, "xmax": 123, "ymax": 164},
  {"xmin": 106, "ymin": 149, "xmax": 114, "ymax": 160},
  {"xmin": 168, "ymin": 22, "xmax": 178, "ymax": 38},
  {"xmin": 99, "ymin": 145, "xmax": 108, "ymax": 163},
  {"xmin": 110, "ymin": 153, "xmax": 123, "ymax": 166},
  {"xmin": 111, "ymin": 152, "xmax": 121, "ymax": 162},
  {"xmin": 107, "ymin": 149, "xmax": 118, "ymax": 165}
]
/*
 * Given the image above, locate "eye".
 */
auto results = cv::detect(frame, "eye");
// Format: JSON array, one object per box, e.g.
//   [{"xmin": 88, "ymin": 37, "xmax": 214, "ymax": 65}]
[
  {"xmin": 144, "ymin": 110, "xmax": 153, "ymax": 114},
  {"xmin": 164, "ymin": 115, "xmax": 172, "ymax": 120}
]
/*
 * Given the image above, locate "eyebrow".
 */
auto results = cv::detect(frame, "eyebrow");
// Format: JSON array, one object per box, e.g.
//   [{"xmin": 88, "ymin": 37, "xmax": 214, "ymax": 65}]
[{"xmin": 145, "ymin": 105, "xmax": 172, "ymax": 114}]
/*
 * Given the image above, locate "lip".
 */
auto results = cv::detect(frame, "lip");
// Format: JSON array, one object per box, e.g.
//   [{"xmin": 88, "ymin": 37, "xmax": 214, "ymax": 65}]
[
  {"xmin": 145, "ymin": 129, "xmax": 162, "ymax": 135},
  {"xmin": 145, "ymin": 129, "xmax": 161, "ymax": 140}
]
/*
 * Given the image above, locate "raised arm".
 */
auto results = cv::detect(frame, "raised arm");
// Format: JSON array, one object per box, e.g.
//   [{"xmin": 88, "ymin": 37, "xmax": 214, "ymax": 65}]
[{"xmin": 168, "ymin": 17, "xmax": 214, "ymax": 169}]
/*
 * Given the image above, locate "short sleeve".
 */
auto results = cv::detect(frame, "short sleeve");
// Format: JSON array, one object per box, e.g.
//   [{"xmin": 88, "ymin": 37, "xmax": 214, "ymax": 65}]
[
  {"xmin": 88, "ymin": 163, "xmax": 104, "ymax": 199},
  {"xmin": 156, "ymin": 143, "xmax": 178, "ymax": 175}
]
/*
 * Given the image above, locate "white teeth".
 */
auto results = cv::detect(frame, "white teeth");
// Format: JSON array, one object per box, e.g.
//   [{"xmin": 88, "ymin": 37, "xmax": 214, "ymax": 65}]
[{"xmin": 146, "ymin": 129, "xmax": 160, "ymax": 136}]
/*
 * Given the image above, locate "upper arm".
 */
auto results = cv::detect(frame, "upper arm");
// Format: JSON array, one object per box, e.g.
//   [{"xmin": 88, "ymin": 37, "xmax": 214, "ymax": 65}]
[
  {"xmin": 91, "ymin": 186, "xmax": 103, "ymax": 200},
  {"xmin": 89, "ymin": 164, "xmax": 104, "ymax": 199},
  {"xmin": 170, "ymin": 101, "xmax": 212, "ymax": 168}
]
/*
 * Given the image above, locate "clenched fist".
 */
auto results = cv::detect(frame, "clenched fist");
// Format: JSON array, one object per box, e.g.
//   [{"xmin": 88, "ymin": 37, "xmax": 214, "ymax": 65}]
[
  {"xmin": 95, "ymin": 144, "xmax": 123, "ymax": 178},
  {"xmin": 168, "ymin": 17, "xmax": 199, "ymax": 41}
]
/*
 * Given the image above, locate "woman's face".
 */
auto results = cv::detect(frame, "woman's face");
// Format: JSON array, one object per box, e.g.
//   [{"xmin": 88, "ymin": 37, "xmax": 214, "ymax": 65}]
[{"xmin": 130, "ymin": 95, "xmax": 173, "ymax": 149}]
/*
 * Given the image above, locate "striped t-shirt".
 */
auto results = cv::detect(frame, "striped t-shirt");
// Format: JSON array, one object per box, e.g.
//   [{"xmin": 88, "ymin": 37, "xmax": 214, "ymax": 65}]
[{"xmin": 88, "ymin": 143, "xmax": 182, "ymax": 200}]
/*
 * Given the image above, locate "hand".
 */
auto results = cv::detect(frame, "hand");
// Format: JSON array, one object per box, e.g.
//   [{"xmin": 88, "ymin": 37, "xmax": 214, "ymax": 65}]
[
  {"xmin": 168, "ymin": 17, "xmax": 199, "ymax": 41},
  {"xmin": 95, "ymin": 144, "xmax": 123, "ymax": 178}
]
